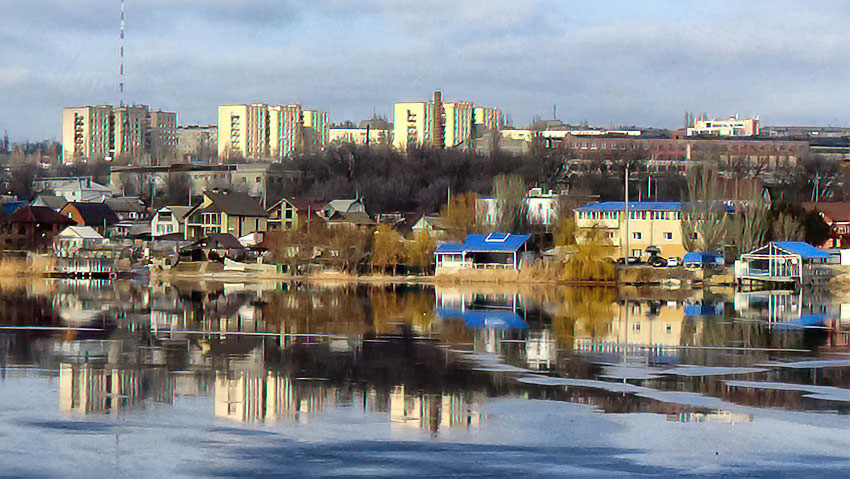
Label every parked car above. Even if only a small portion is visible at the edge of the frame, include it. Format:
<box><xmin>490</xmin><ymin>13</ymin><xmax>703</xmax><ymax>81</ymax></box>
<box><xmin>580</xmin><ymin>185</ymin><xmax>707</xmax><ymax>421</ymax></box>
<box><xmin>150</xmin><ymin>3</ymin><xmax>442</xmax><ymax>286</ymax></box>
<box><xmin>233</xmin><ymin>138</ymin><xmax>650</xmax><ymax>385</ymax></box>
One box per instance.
<box><xmin>649</xmin><ymin>256</ymin><xmax>668</xmax><ymax>267</ymax></box>
<box><xmin>682</xmin><ymin>251</ymin><xmax>724</xmax><ymax>269</ymax></box>
<box><xmin>644</xmin><ymin>246</ymin><xmax>667</xmax><ymax>267</ymax></box>
<box><xmin>666</xmin><ymin>256</ymin><xmax>682</xmax><ymax>267</ymax></box>
<box><xmin>616</xmin><ymin>256</ymin><xmax>642</xmax><ymax>265</ymax></box>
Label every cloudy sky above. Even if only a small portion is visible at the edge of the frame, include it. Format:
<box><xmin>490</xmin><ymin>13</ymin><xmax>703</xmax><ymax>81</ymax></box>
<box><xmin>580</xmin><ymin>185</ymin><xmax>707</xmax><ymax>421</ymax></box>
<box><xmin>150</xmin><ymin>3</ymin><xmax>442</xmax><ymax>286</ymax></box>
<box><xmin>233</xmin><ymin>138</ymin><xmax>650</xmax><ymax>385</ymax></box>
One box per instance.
<box><xmin>1</xmin><ymin>0</ymin><xmax>848</xmax><ymax>140</ymax></box>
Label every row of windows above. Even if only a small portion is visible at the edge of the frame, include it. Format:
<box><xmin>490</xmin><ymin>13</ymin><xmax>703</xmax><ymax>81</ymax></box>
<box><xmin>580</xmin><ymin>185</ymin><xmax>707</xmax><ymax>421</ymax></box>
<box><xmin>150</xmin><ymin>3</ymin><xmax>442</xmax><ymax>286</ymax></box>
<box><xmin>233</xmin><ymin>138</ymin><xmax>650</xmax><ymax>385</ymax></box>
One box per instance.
<box><xmin>578</xmin><ymin>210</ymin><xmax>681</xmax><ymax>220</ymax></box>
<box><xmin>631</xmin><ymin>232</ymin><xmax>674</xmax><ymax>240</ymax></box>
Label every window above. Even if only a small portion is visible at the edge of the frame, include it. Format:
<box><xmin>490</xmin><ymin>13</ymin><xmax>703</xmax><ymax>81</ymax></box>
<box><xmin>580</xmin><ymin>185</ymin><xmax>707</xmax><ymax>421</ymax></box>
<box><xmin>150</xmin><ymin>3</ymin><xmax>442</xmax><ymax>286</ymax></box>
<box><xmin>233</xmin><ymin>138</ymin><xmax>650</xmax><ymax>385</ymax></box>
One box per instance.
<box><xmin>633</xmin><ymin>232</ymin><xmax>642</xmax><ymax>240</ymax></box>
<box><xmin>631</xmin><ymin>249</ymin><xmax>641</xmax><ymax>257</ymax></box>
<box><xmin>663</xmin><ymin>232</ymin><xmax>673</xmax><ymax>240</ymax></box>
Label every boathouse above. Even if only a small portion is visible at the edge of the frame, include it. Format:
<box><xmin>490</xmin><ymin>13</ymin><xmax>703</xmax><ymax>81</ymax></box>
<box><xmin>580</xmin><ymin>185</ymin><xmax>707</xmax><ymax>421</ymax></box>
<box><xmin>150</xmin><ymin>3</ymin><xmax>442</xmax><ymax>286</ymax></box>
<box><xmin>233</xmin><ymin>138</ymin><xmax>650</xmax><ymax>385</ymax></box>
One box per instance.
<box><xmin>434</xmin><ymin>232</ymin><xmax>530</xmax><ymax>271</ymax></box>
<box><xmin>736</xmin><ymin>241</ymin><xmax>830</xmax><ymax>287</ymax></box>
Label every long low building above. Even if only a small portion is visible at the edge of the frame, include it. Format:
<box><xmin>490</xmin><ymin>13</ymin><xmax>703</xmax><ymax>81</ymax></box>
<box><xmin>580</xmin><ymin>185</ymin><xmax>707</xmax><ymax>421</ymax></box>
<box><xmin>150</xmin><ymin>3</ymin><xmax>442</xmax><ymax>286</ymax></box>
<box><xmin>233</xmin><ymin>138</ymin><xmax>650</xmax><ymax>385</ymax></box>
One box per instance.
<box><xmin>574</xmin><ymin>201</ymin><xmax>686</xmax><ymax>259</ymax></box>
<box><xmin>435</xmin><ymin>233</ymin><xmax>530</xmax><ymax>271</ymax></box>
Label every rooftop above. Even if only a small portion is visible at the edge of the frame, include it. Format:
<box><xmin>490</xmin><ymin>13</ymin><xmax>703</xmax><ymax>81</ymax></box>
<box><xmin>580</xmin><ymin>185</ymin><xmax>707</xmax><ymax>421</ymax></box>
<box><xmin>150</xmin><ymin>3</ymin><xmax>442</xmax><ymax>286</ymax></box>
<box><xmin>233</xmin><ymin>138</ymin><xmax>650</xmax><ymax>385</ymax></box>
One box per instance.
<box><xmin>204</xmin><ymin>191</ymin><xmax>268</xmax><ymax>217</ymax></box>
<box><xmin>576</xmin><ymin>201</ymin><xmax>682</xmax><ymax>212</ymax></box>
<box><xmin>435</xmin><ymin>232</ymin><xmax>530</xmax><ymax>254</ymax></box>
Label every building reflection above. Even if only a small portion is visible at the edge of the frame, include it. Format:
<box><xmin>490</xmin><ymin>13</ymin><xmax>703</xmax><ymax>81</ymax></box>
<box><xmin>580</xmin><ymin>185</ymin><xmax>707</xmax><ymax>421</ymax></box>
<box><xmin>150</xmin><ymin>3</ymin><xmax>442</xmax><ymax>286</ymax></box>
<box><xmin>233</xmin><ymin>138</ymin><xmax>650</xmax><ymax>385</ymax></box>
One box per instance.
<box><xmin>0</xmin><ymin>280</ymin><xmax>846</xmax><ymax>424</ymax></box>
<box><xmin>573</xmin><ymin>299</ymin><xmax>689</xmax><ymax>365</ymax></box>
<box><xmin>59</xmin><ymin>364</ymin><xmax>143</xmax><ymax>414</ymax></box>
<box><xmin>389</xmin><ymin>386</ymin><xmax>482</xmax><ymax>432</ymax></box>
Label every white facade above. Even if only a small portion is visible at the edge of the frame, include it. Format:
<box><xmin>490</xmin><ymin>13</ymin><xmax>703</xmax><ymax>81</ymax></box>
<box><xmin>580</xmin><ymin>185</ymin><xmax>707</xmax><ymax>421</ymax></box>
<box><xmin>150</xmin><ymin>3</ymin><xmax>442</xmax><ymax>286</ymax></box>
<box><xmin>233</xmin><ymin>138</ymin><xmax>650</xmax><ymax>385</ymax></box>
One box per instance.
<box><xmin>53</xmin><ymin>179</ymin><xmax>113</xmax><ymax>203</ymax></box>
<box><xmin>53</xmin><ymin>226</ymin><xmax>106</xmax><ymax>255</ymax></box>
<box><xmin>687</xmin><ymin>116</ymin><xmax>759</xmax><ymax>137</ymax></box>
<box><xmin>477</xmin><ymin>188</ymin><xmax>560</xmax><ymax>227</ymax></box>
<box><xmin>151</xmin><ymin>206</ymin><xmax>191</xmax><ymax>237</ymax></box>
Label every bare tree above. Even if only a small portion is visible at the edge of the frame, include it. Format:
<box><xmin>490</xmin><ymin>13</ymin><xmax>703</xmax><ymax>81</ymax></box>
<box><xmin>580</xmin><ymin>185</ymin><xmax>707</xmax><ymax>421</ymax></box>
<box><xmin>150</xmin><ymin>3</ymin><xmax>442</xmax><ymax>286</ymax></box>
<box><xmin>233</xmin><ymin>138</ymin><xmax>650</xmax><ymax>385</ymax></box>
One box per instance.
<box><xmin>681</xmin><ymin>164</ymin><xmax>727</xmax><ymax>252</ymax></box>
<box><xmin>493</xmin><ymin>174</ymin><xmax>528</xmax><ymax>232</ymax></box>
<box><xmin>726</xmin><ymin>185</ymin><xmax>770</xmax><ymax>258</ymax></box>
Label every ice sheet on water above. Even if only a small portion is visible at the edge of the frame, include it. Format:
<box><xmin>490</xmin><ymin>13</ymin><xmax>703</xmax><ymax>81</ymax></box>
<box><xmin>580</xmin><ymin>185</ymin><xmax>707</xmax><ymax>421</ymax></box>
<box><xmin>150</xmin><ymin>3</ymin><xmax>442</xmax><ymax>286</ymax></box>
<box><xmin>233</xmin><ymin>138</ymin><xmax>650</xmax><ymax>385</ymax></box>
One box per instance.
<box><xmin>661</xmin><ymin>365</ymin><xmax>767</xmax><ymax>377</ymax></box>
<box><xmin>599</xmin><ymin>365</ymin><xmax>664</xmax><ymax>380</ymax></box>
<box><xmin>725</xmin><ymin>380</ymin><xmax>850</xmax><ymax>402</ymax></box>
<box><xmin>755</xmin><ymin>359</ymin><xmax>850</xmax><ymax>369</ymax></box>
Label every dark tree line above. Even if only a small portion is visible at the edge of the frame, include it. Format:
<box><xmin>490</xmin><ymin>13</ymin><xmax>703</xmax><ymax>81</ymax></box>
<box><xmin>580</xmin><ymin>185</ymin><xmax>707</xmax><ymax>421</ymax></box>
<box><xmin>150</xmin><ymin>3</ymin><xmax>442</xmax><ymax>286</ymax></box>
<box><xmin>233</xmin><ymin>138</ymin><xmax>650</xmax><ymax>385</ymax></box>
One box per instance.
<box><xmin>290</xmin><ymin>144</ymin><xmax>564</xmax><ymax>213</ymax></box>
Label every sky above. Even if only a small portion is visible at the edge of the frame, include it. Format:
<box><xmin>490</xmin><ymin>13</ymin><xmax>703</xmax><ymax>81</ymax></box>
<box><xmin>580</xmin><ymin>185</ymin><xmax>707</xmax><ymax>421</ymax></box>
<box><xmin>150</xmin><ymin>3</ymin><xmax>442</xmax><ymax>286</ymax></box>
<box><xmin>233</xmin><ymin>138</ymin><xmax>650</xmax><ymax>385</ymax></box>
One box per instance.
<box><xmin>0</xmin><ymin>0</ymin><xmax>848</xmax><ymax>141</ymax></box>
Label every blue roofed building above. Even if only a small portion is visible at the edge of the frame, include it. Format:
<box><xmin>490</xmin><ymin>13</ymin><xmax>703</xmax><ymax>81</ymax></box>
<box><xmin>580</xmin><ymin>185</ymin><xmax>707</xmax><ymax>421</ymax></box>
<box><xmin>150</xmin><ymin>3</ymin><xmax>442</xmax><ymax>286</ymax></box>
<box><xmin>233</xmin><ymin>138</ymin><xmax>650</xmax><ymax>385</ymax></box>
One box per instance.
<box><xmin>434</xmin><ymin>232</ymin><xmax>530</xmax><ymax>271</ymax></box>
<box><xmin>574</xmin><ymin>201</ymin><xmax>687</xmax><ymax>259</ymax></box>
<box><xmin>737</xmin><ymin>241</ymin><xmax>831</xmax><ymax>287</ymax></box>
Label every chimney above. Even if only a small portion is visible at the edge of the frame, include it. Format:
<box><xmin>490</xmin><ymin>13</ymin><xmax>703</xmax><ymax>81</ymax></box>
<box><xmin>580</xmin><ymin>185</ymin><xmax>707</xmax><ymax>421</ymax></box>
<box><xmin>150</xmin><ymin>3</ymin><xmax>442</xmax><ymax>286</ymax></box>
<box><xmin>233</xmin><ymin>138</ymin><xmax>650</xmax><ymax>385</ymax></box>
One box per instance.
<box><xmin>431</xmin><ymin>90</ymin><xmax>444</xmax><ymax>149</ymax></box>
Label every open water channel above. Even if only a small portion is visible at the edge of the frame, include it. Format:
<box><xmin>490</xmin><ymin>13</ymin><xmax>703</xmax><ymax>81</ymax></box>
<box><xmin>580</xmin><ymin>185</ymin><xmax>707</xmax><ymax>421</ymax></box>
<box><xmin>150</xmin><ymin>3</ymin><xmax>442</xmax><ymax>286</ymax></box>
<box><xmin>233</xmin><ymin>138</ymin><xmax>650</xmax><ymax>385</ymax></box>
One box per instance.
<box><xmin>0</xmin><ymin>278</ymin><xmax>848</xmax><ymax>477</ymax></box>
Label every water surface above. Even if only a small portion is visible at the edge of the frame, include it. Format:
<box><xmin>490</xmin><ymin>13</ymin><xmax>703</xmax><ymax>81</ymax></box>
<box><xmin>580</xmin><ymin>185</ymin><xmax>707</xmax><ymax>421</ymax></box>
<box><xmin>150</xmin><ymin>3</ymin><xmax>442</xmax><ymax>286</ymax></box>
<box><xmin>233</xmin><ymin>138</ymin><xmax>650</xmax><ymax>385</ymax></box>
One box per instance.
<box><xmin>0</xmin><ymin>279</ymin><xmax>848</xmax><ymax>477</ymax></box>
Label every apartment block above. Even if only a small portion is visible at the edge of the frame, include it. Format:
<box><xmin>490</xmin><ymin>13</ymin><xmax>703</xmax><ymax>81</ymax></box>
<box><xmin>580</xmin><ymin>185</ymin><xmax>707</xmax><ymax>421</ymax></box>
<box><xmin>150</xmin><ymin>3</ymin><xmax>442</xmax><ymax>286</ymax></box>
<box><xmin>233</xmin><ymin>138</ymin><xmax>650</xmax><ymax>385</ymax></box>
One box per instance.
<box><xmin>687</xmin><ymin>116</ymin><xmax>759</xmax><ymax>137</ymax></box>
<box><xmin>393</xmin><ymin>101</ymin><xmax>433</xmax><ymax>149</ymax></box>
<box><xmin>574</xmin><ymin>201</ymin><xmax>687</xmax><ymax>259</ymax></box>
<box><xmin>443</xmin><ymin>101</ymin><xmax>474</xmax><ymax>148</ymax></box>
<box><xmin>61</xmin><ymin>104</ymin><xmax>178</xmax><ymax>164</ymax></box>
<box><xmin>148</xmin><ymin>110</ymin><xmax>178</xmax><ymax>163</ymax></box>
<box><xmin>392</xmin><ymin>91</ymin><xmax>500</xmax><ymax>150</ymax></box>
<box><xmin>218</xmin><ymin>103</ymin><xmax>329</xmax><ymax>161</ymax></box>
<box><xmin>329</xmin><ymin>119</ymin><xmax>393</xmax><ymax>146</ymax></box>
<box><xmin>268</xmin><ymin>104</ymin><xmax>301</xmax><ymax>158</ymax></box>
<box><xmin>473</xmin><ymin>106</ymin><xmax>503</xmax><ymax>132</ymax></box>
<box><xmin>61</xmin><ymin>105</ymin><xmax>113</xmax><ymax>161</ymax></box>
<box><xmin>302</xmin><ymin>109</ymin><xmax>330</xmax><ymax>148</ymax></box>
<box><xmin>177</xmin><ymin>125</ymin><xmax>217</xmax><ymax>162</ymax></box>
<box><xmin>218</xmin><ymin>104</ymin><xmax>269</xmax><ymax>160</ymax></box>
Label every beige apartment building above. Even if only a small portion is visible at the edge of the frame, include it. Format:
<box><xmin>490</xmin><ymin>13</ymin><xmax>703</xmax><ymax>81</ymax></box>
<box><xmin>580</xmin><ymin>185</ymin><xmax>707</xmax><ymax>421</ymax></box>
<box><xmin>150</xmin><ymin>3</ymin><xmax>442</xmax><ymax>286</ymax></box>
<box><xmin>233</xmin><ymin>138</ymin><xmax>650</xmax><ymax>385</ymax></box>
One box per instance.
<box><xmin>474</xmin><ymin>106</ymin><xmax>503</xmax><ymax>131</ymax></box>
<box><xmin>268</xmin><ymin>104</ymin><xmax>301</xmax><ymax>158</ymax></box>
<box><xmin>302</xmin><ymin>109</ymin><xmax>330</xmax><ymax>147</ymax></box>
<box><xmin>393</xmin><ymin>101</ymin><xmax>433</xmax><ymax>149</ymax></box>
<box><xmin>61</xmin><ymin>104</ymin><xmax>177</xmax><ymax>164</ymax></box>
<box><xmin>217</xmin><ymin>104</ymin><xmax>269</xmax><ymax>160</ymax></box>
<box><xmin>62</xmin><ymin>105</ymin><xmax>113</xmax><ymax>161</ymax></box>
<box><xmin>392</xmin><ymin>92</ymin><xmax>501</xmax><ymax>150</ymax></box>
<box><xmin>574</xmin><ymin>201</ymin><xmax>687</xmax><ymax>259</ymax></box>
<box><xmin>218</xmin><ymin>103</ymin><xmax>329</xmax><ymax>160</ymax></box>
<box><xmin>329</xmin><ymin>118</ymin><xmax>394</xmax><ymax>146</ymax></box>
<box><xmin>443</xmin><ymin>101</ymin><xmax>474</xmax><ymax>148</ymax></box>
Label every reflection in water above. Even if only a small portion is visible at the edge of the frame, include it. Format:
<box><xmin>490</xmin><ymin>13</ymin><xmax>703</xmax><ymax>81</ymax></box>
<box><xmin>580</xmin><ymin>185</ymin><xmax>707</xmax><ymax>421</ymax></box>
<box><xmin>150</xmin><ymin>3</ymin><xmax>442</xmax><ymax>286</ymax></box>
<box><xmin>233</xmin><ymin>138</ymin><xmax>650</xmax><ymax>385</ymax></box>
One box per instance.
<box><xmin>1</xmin><ymin>279</ymin><xmax>848</xmax><ymax>435</ymax></box>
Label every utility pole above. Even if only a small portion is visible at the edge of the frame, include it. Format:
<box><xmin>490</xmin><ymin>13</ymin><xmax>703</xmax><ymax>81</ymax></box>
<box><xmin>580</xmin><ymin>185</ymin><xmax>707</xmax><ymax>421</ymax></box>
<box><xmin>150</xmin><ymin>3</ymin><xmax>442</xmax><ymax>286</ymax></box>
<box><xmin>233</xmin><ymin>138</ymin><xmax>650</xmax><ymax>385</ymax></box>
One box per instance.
<box><xmin>624</xmin><ymin>165</ymin><xmax>630</xmax><ymax>263</ymax></box>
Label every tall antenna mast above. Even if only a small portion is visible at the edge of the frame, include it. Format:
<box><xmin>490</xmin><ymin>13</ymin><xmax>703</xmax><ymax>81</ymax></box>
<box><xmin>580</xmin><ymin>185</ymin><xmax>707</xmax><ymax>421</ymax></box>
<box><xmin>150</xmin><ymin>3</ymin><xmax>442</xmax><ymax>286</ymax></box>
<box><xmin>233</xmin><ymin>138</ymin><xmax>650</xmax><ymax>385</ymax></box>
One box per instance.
<box><xmin>119</xmin><ymin>0</ymin><xmax>126</xmax><ymax>105</ymax></box>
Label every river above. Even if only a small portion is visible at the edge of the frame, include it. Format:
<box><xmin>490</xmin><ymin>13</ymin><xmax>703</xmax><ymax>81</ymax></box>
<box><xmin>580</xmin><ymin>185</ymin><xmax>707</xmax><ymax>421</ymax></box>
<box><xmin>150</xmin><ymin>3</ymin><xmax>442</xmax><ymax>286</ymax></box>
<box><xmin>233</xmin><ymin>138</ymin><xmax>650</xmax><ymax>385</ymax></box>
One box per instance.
<box><xmin>0</xmin><ymin>278</ymin><xmax>847</xmax><ymax>477</ymax></box>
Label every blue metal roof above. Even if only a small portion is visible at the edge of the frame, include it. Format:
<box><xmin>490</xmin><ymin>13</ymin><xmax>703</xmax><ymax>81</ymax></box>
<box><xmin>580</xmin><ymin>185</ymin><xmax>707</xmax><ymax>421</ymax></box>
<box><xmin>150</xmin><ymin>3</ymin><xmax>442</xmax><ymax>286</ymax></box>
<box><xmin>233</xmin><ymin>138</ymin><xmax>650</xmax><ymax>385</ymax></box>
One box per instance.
<box><xmin>435</xmin><ymin>233</ymin><xmax>530</xmax><ymax>255</ymax></box>
<box><xmin>436</xmin><ymin>308</ymin><xmax>528</xmax><ymax>330</ymax></box>
<box><xmin>575</xmin><ymin>201</ymin><xmax>682</xmax><ymax>212</ymax></box>
<box><xmin>463</xmin><ymin>233</ymin><xmax>530</xmax><ymax>252</ymax></box>
<box><xmin>771</xmin><ymin>241</ymin><xmax>830</xmax><ymax>259</ymax></box>
<box><xmin>434</xmin><ymin>243</ymin><xmax>465</xmax><ymax>254</ymax></box>
<box><xmin>683</xmin><ymin>251</ymin><xmax>724</xmax><ymax>266</ymax></box>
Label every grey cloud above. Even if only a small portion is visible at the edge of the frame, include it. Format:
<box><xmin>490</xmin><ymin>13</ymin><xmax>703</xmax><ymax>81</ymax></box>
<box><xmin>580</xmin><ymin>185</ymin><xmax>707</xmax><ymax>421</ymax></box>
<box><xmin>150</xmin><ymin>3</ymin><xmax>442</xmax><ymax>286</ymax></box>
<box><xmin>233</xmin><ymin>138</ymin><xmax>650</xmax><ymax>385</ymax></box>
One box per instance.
<box><xmin>0</xmin><ymin>0</ymin><xmax>847</xmax><ymax>140</ymax></box>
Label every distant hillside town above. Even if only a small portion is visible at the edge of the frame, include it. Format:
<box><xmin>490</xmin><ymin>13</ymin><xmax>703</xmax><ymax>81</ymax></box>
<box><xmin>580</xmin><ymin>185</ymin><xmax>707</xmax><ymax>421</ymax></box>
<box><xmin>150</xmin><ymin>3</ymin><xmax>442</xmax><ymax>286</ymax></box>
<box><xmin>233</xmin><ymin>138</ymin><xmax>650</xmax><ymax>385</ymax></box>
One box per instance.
<box><xmin>0</xmin><ymin>90</ymin><xmax>847</xmax><ymax>282</ymax></box>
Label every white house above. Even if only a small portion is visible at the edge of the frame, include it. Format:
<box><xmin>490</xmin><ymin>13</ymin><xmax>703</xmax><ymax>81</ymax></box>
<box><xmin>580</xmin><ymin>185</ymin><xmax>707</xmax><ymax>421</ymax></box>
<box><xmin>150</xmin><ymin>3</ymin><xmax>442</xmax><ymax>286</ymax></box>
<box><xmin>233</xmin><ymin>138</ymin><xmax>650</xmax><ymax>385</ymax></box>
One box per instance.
<box><xmin>411</xmin><ymin>215</ymin><xmax>449</xmax><ymax>239</ymax></box>
<box><xmin>476</xmin><ymin>188</ymin><xmax>560</xmax><ymax>227</ymax></box>
<box><xmin>151</xmin><ymin>205</ymin><xmax>192</xmax><ymax>238</ymax></box>
<box><xmin>53</xmin><ymin>226</ymin><xmax>106</xmax><ymax>256</ymax></box>
<box><xmin>53</xmin><ymin>226</ymin><xmax>116</xmax><ymax>277</ymax></box>
<box><xmin>53</xmin><ymin>178</ymin><xmax>113</xmax><ymax>203</ymax></box>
